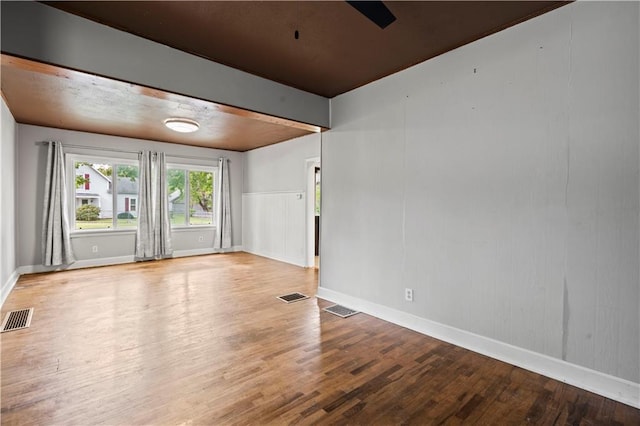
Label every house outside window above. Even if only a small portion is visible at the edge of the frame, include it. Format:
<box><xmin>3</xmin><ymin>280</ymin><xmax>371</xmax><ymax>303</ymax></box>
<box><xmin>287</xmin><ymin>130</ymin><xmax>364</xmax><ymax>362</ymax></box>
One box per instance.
<box><xmin>69</xmin><ymin>156</ymin><xmax>139</xmax><ymax>231</ymax></box>
<box><xmin>114</xmin><ymin>165</ymin><xmax>139</xmax><ymax>228</ymax></box>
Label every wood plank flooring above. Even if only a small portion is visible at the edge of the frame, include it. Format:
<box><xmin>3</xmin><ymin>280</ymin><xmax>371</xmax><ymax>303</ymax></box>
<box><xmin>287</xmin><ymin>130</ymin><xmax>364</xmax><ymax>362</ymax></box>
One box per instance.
<box><xmin>1</xmin><ymin>252</ymin><xmax>638</xmax><ymax>425</ymax></box>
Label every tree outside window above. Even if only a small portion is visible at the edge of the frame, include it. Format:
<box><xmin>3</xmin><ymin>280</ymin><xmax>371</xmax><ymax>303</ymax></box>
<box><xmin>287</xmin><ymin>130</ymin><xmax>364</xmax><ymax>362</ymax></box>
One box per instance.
<box><xmin>167</xmin><ymin>167</ymin><xmax>215</xmax><ymax>226</ymax></box>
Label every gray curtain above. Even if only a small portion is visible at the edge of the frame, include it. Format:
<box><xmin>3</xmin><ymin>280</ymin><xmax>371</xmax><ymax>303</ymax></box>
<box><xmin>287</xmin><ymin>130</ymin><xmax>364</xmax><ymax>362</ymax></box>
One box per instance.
<box><xmin>135</xmin><ymin>151</ymin><xmax>173</xmax><ymax>260</ymax></box>
<box><xmin>42</xmin><ymin>141</ymin><xmax>75</xmax><ymax>266</ymax></box>
<box><xmin>214</xmin><ymin>157</ymin><xmax>232</xmax><ymax>250</ymax></box>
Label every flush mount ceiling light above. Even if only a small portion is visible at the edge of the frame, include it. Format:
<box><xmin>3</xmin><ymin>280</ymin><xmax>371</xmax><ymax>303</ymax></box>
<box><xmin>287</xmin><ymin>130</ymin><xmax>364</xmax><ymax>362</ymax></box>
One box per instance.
<box><xmin>163</xmin><ymin>118</ymin><xmax>200</xmax><ymax>133</ymax></box>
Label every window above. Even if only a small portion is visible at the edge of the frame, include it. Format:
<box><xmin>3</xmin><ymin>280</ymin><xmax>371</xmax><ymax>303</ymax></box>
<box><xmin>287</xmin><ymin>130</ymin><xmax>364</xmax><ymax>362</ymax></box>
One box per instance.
<box><xmin>71</xmin><ymin>157</ymin><xmax>139</xmax><ymax>231</ymax></box>
<box><xmin>167</xmin><ymin>165</ymin><xmax>215</xmax><ymax>227</ymax></box>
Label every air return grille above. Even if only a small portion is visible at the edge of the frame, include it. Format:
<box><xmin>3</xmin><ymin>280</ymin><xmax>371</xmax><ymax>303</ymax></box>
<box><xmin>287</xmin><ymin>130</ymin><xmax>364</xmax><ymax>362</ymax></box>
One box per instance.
<box><xmin>323</xmin><ymin>305</ymin><xmax>359</xmax><ymax>318</ymax></box>
<box><xmin>277</xmin><ymin>292</ymin><xmax>309</xmax><ymax>303</ymax></box>
<box><xmin>1</xmin><ymin>308</ymin><xmax>34</xmax><ymax>332</ymax></box>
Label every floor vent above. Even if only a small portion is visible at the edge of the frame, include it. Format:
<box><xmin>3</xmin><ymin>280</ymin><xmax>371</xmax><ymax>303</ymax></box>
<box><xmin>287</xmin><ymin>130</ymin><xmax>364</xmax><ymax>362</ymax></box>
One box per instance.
<box><xmin>324</xmin><ymin>304</ymin><xmax>359</xmax><ymax>318</ymax></box>
<box><xmin>277</xmin><ymin>292</ymin><xmax>310</xmax><ymax>303</ymax></box>
<box><xmin>1</xmin><ymin>308</ymin><xmax>34</xmax><ymax>333</ymax></box>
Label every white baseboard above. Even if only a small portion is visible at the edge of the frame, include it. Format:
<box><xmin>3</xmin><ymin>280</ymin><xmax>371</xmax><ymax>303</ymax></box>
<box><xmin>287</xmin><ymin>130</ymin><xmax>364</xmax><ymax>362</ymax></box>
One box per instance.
<box><xmin>316</xmin><ymin>286</ymin><xmax>640</xmax><ymax>409</ymax></box>
<box><xmin>1</xmin><ymin>269</ymin><xmax>20</xmax><ymax>307</ymax></box>
<box><xmin>242</xmin><ymin>249</ymin><xmax>306</xmax><ymax>267</ymax></box>
<box><xmin>18</xmin><ymin>246</ymin><xmax>244</xmax><ymax>275</ymax></box>
<box><xmin>19</xmin><ymin>255</ymin><xmax>136</xmax><ymax>275</ymax></box>
<box><xmin>172</xmin><ymin>245</ymin><xmax>243</xmax><ymax>258</ymax></box>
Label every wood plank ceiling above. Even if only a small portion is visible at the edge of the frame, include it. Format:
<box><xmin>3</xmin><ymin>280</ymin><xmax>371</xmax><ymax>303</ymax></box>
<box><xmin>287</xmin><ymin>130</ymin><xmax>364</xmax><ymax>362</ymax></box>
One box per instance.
<box><xmin>1</xmin><ymin>55</ymin><xmax>317</xmax><ymax>152</ymax></box>
<box><xmin>1</xmin><ymin>1</ymin><xmax>569</xmax><ymax>151</ymax></box>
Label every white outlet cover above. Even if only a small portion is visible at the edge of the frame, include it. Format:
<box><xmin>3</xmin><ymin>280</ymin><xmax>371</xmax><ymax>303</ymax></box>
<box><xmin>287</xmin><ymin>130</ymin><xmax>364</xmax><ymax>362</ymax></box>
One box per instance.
<box><xmin>405</xmin><ymin>288</ymin><xmax>413</xmax><ymax>301</ymax></box>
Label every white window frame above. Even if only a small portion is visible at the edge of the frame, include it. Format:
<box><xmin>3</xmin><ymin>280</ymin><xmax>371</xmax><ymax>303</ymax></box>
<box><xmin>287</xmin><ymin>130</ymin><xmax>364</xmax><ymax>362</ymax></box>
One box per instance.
<box><xmin>67</xmin><ymin>154</ymin><xmax>139</xmax><ymax>233</ymax></box>
<box><xmin>166</xmin><ymin>163</ymin><xmax>217</xmax><ymax>229</ymax></box>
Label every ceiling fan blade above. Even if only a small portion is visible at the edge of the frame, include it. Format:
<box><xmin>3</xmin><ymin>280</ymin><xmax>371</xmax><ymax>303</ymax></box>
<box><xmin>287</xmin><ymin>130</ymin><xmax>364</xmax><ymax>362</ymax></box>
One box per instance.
<box><xmin>347</xmin><ymin>1</ymin><xmax>396</xmax><ymax>29</ymax></box>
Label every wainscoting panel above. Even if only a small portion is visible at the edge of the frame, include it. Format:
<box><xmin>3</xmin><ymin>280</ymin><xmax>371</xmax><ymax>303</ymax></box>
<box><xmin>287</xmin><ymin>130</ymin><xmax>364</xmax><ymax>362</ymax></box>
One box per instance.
<box><xmin>242</xmin><ymin>192</ymin><xmax>306</xmax><ymax>267</ymax></box>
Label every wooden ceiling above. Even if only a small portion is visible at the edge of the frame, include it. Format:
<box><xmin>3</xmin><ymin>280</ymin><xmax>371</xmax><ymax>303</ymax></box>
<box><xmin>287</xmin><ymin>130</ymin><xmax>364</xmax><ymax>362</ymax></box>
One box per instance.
<box><xmin>1</xmin><ymin>1</ymin><xmax>569</xmax><ymax>151</ymax></box>
<box><xmin>1</xmin><ymin>55</ymin><xmax>317</xmax><ymax>152</ymax></box>
<box><xmin>46</xmin><ymin>1</ymin><xmax>568</xmax><ymax>98</ymax></box>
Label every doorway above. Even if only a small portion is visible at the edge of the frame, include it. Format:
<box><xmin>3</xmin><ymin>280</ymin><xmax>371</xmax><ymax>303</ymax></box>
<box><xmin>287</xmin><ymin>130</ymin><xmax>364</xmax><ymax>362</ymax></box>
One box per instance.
<box><xmin>314</xmin><ymin>167</ymin><xmax>320</xmax><ymax>269</ymax></box>
<box><xmin>306</xmin><ymin>157</ymin><xmax>320</xmax><ymax>269</ymax></box>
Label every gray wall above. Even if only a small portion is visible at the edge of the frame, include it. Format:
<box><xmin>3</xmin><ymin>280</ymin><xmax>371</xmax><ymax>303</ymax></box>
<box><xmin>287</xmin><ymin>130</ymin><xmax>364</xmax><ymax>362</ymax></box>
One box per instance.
<box><xmin>321</xmin><ymin>1</ymin><xmax>639</xmax><ymax>383</ymax></box>
<box><xmin>1</xmin><ymin>98</ymin><xmax>18</xmax><ymax>303</ymax></box>
<box><xmin>244</xmin><ymin>133</ymin><xmax>320</xmax><ymax>193</ymax></box>
<box><xmin>17</xmin><ymin>124</ymin><xmax>244</xmax><ymax>269</ymax></box>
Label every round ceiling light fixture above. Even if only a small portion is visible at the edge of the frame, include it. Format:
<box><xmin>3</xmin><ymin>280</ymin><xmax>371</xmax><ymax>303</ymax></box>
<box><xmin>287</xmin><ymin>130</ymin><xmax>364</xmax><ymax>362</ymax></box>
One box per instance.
<box><xmin>163</xmin><ymin>118</ymin><xmax>200</xmax><ymax>133</ymax></box>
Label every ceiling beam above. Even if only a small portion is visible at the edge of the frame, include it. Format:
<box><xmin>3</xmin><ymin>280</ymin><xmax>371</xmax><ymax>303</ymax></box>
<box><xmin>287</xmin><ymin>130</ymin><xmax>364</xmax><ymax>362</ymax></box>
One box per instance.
<box><xmin>0</xmin><ymin>1</ymin><xmax>330</xmax><ymax>129</ymax></box>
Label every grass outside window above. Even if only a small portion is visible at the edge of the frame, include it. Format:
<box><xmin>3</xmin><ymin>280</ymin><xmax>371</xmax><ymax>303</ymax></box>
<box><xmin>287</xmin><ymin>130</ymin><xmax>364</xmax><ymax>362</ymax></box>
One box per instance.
<box><xmin>76</xmin><ymin>214</ymin><xmax>213</xmax><ymax>230</ymax></box>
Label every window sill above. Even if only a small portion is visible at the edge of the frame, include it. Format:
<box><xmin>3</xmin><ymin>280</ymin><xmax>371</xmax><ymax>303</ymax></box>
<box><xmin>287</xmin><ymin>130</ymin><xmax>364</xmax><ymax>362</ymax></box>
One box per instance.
<box><xmin>171</xmin><ymin>225</ymin><xmax>216</xmax><ymax>231</ymax></box>
<box><xmin>71</xmin><ymin>228</ymin><xmax>137</xmax><ymax>237</ymax></box>
<box><xmin>70</xmin><ymin>226</ymin><xmax>216</xmax><ymax>237</ymax></box>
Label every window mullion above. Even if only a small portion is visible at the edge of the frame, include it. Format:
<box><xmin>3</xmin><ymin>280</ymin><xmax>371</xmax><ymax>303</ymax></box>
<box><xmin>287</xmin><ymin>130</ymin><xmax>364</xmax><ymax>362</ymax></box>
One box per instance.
<box><xmin>184</xmin><ymin>170</ymin><xmax>190</xmax><ymax>226</ymax></box>
<box><xmin>112</xmin><ymin>163</ymin><xmax>117</xmax><ymax>229</ymax></box>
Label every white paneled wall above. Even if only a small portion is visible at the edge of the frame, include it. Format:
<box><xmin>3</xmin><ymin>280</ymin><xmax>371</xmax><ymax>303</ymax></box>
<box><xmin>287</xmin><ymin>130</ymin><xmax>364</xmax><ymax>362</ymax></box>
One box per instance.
<box><xmin>242</xmin><ymin>192</ymin><xmax>306</xmax><ymax>266</ymax></box>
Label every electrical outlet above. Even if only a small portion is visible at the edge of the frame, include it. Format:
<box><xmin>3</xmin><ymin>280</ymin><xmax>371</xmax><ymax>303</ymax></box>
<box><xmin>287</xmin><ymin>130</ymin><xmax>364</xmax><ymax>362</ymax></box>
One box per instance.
<box><xmin>405</xmin><ymin>288</ymin><xmax>413</xmax><ymax>302</ymax></box>
<box><xmin>92</xmin><ymin>245</ymin><xmax>98</xmax><ymax>253</ymax></box>
<box><xmin>198</xmin><ymin>235</ymin><xmax>204</xmax><ymax>242</ymax></box>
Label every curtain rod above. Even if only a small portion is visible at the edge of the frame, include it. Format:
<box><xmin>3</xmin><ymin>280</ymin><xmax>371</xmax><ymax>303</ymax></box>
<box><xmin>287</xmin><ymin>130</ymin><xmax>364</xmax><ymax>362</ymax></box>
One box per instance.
<box><xmin>37</xmin><ymin>141</ymin><xmax>224</xmax><ymax>162</ymax></box>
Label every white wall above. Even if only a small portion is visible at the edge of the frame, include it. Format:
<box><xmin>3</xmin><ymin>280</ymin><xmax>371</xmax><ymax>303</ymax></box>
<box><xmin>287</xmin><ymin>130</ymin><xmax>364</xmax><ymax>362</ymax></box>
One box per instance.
<box><xmin>1</xmin><ymin>98</ymin><xmax>18</xmax><ymax>305</ymax></box>
<box><xmin>321</xmin><ymin>0</ymin><xmax>639</xmax><ymax>400</ymax></box>
<box><xmin>242</xmin><ymin>134</ymin><xmax>320</xmax><ymax>265</ymax></box>
<box><xmin>243</xmin><ymin>133</ymin><xmax>321</xmax><ymax>193</ymax></box>
<box><xmin>17</xmin><ymin>124</ymin><xmax>244</xmax><ymax>271</ymax></box>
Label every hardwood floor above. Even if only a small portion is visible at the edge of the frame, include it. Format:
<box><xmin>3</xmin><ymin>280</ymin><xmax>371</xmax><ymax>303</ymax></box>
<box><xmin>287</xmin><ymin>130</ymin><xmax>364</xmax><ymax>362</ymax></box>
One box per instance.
<box><xmin>1</xmin><ymin>252</ymin><xmax>638</xmax><ymax>425</ymax></box>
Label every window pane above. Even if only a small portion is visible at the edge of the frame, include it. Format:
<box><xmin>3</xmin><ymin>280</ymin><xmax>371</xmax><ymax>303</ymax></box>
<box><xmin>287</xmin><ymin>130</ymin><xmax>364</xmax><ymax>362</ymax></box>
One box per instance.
<box><xmin>189</xmin><ymin>170</ymin><xmax>213</xmax><ymax>225</ymax></box>
<box><xmin>74</xmin><ymin>162</ymin><xmax>112</xmax><ymax>230</ymax></box>
<box><xmin>168</xmin><ymin>169</ymin><xmax>186</xmax><ymax>226</ymax></box>
<box><xmin>115</xmin><ymin>164</ymin><xmax>139</xmax><ymax>228</ymax></box>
